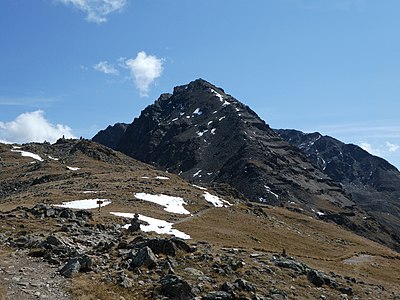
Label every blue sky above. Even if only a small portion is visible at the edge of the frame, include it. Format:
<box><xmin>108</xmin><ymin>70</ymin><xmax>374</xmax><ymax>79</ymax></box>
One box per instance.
<box><xmin>0</xmin><ymin>0</ymin><xmax>399</xmax><ymax>168</ymax></box>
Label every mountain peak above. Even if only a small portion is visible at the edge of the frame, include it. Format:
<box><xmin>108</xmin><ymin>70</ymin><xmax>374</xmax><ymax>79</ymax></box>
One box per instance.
<box><xmin>172</xmin><ymin>78</ymin><xmax>226</xmax><ymax>96</ymax></box>
<box><xmin>93</xmin><ymin>80</ymin><xmax>400</xmax><ymax>251</ymax></box>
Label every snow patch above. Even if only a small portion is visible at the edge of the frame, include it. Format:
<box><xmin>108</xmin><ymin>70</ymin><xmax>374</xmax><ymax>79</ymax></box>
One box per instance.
<box><xmin>155</xmin><ymin>176</ymin><xmax>170</xmax><ymax>180</ymax></box>
<box><xmin>211</xmin><ymin>88</ymin><xmax>229</xmax><ymax>106</ymax></box>
<box><xmin>81</xmin><ymin>191</ymin><xmax>105</xmax><ymax>194</ymax></box>
<box><xmin>110</xmin><ymin>212</ymin><xmax>190</xmax><ymax>240</ymax></box>
<box><xmin>47</xmin><ymin>155</ymin><xmax>59</xmax><ymax>161</ymax></box>
<box><xmin>134</xmin><ymin>193</ymin><xmax>190</xmax><ymax>215</ymax></box>
<box><xmin>192</xmin><ymin>184</ymin><xmax>207</xmax><ymax>190</ymax></box>
<box><xmin>54</xmin><ymin>199</ymin><xmax>111</xmax><ymax>209</ymax></box>
<box><xmin>11</xmin><ymin>148</ymin><xmax>43</xmax><ymax>162</ymax></box>
<box><xmin>171</xmin><ymin>118</ymin><xmax>179</xmax><ymax>122</ymax></box>
<box><xmin>203</xmin><ymin>192</ymin><xmax>232</xmax><ymax>207</ymax></box>
<box><xmin>192</xmin><ymin>108</ymin><xmax>203</xmax><ymax>116</ymax></box>
<box><xmin>67</xmin><ymin>166</ymin><xmax>80</xmax><ymax>171</ymax></box>
<box><xmin>218</xmin><ymin>116</ymin><xmax>226</xmax><ymax>121</ymax></box>
<box><xmin>264</xmin><ymin>185</ymin><xmax>279</xmax><ymax>199</ymax></box>
<box><xmin>193</xmin><ymin>170</ymin><xmax>202</xmax><ymax>177</ymax></box>
<box><xmin>211</xmin><ymin>128</ymin><xmax>216</xmax><ymax>135</ymax></box>
<box><xmin>196</xmin><ymin>130</ymin><xmax>208</xmax><ymax>137</ymax></box>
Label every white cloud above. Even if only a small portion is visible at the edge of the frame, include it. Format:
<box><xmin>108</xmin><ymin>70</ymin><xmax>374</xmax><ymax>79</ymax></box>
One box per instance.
<box><xmin>386</xmin><ymin>142</ymin><xmax>399</xmax><ymax>153</ymax></box>
<box><xmin>0</xmin><ymin>110</ymin><xmax>75</xmax><ymax>144</ymax></box>
<box><xmin>94</xmin><ymin>61</ymin><xmax>119</xmax><ymax>75</ymax></box>
<box><xmin>58</xmin><ymin>0</ymin><xmax>127</xmax><ymax>24</ymax></box>
<box><xmin>360</xmin><ymin>141</ymin><xmax>400</xmax><ymax>157</ymax></box>
<box><xmin>125</xmin><ymin>51</ymin><xmax>164</xmax><ymax>97</ymax></box>
<box><xmin>360</xmin><ymin>142</ymin><xmax>381</xmax><ymax>156</ymax></box>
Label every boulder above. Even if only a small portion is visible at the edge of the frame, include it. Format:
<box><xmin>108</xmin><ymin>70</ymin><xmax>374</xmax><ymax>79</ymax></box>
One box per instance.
<box><xmin>130</xmin><ymin>246</ymin><xmax>158</xmax><ymax>269</ymax></box>
<box><xmin>59</xmin><ymin>258</ymin><xmax>81</xmax><ymax>278</ymax></box>
<box><xmin>159</xmin><ymin>275</ymin><xmax>194</xmax><ymax>300</ymax></box>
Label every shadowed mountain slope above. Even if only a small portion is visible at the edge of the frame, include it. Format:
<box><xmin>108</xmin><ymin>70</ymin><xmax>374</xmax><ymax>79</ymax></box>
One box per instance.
<box><xmin>276</xmin><ymin>129</ymin><xmax>400</xmax><ymax>249</ymax></box>
<box><xmin>93</xmin><ymin>123</ymin><xmax>129</xmax><ymax>150</ymax></box>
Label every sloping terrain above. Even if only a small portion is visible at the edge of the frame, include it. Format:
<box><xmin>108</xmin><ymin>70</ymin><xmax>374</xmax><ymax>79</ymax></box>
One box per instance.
<box><xmin>0</xmin><ymin>139</ymin><xmax>399</xmax><ymax>299</ymax></box>
<box><xmin>276</xmin><ymin>129</ymin><xmax>400</xmax><ymax>251</ymax></box>
<box><xmin>94</xmin><ymin>79</ymin><xmax>399</xmax><ymax>251</ymax></box>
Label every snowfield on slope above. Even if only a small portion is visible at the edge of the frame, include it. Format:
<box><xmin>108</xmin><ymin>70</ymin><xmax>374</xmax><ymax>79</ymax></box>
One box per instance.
<box><xmin>110</xmin><ymin>212</ymin><xmax>190</xmax><ymax>239</ymax></box>
<box><xmin>11</xmin><ymin>146</ymin><xmax>43</xmax><ymax>162</ymax></box>
<box><xmin>54</xmin><ymin>199</ymin><xmax>111</xmax><ymax>209</ymax></box>
<box><xmin>203</xmin><ymin>192</ymin><xmax>232</xmax><ymax>207</ymax></box>
<box><xmin>134</xmin><ymin>193</ymin><xmax>190</xmax><ymax>215</ymax></box>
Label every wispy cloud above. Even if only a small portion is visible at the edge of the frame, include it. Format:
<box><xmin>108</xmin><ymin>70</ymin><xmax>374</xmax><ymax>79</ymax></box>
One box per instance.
<box><xmin>359</xmin><ymin>141</ymin><xmax>399</xmax><ymax>157</ymax></box>
<box><xmin>94</xmin><ymin>61</ymin><xmax>119</xmax><ymax>75</ymax></box>
<box><xmin>58</xmin><ymin>0</ymin><xmax>127</xmax><ymax>24</ymax></box>
<box><xmin>0</xmin><ymin>96</ymin><xmax>56</xmax><ymax>108</ymax></box>
<box><xmin>359</xmin><ymin>142</ymin><xmax>382</xmax><ymax>156</ymax></box>
<box><xmin>319</xmin><ymin>122</ymin><xmax>400</xmax><ymax>139</ymax></box>
<box><xmin>0</xmin><ymin>110</ymin><xmax>75</xmax><ymax>144</ymax></box>
<box><xmin>387</xmin><ymin>142</ymin><xmax>399</xmax><ymax>153</ymax></box>
<box><xmin>125</xmin><ymin>51</ymin><xmax>164</xmax><ymax>97</ymax></box>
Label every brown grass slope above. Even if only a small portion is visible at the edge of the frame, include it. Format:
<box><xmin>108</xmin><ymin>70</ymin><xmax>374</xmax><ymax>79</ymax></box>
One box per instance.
<box><xmin>0</xmin><ymin>139</ymin><xmax>399</xmax><ymax>299</ymax></box>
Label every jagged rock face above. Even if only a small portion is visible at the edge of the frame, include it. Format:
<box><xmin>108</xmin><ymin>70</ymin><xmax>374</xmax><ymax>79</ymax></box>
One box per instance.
<box><xmin>116</xmin><ymin>79</ymin><xmax>351</xmax><ymax>208</ymax></box>
<box><xmin>92</xmin><ymin>123</ymin><xmax>128</xmax><ymax>150</ymax></box>
<box><xmin>276</xmin><ymin>129</ymin><xmax>400</xmax><ymax>247</ymax></box>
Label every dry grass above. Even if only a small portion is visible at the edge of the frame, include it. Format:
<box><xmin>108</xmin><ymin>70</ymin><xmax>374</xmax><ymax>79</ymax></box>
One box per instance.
<box><xmin>177</xmin><ymin>204</ymin><xmax>400</xmax><ymax>289</ymax></box>
<box><xmin>70</xmin><ymin>275</ymin><xmax>148</xmax><ymax>300</ymax></box>
<box><xmin>2</xmin><ymin>141</ymin><xmax>400</xmax><ymax>299</ymax></box>
<box><xmin>0</xmin><ymin>287</ymin><xmax>5</xmax><ymax>300</ymax></box>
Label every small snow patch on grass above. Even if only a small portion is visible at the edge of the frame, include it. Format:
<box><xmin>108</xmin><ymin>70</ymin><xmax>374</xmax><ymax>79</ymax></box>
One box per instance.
<box><xmin>192</xmin><ymin>184</ymin><xmax>207</xmax><ymax>190</ymax></box>
<box><xmin>110</xmin><ymin>212</ymin><xmax>191</xmax><ymax>239</ymax></box>
<box><xmin>67</xmin><ymin>166</ymin><xmax>80</xmax><ymax>171</ymax></box>
<box><xmin>54</xmin><ymin>199</ymin><xmax>111</xmax><ymax>209</ymax></box>
<box><xmin>134</xmin><ymin>193</ymin><xmax>190</xmax><ymax>215</ymax></box>
<box><xmin>11</xmin><ymin>148</ymin><xmax>43</xmax><ymax>162</ymax></box>
<box><xmin>203</xmin><ymin>192</ymin><xmax>231</xmax><ymax>207</ymax></box>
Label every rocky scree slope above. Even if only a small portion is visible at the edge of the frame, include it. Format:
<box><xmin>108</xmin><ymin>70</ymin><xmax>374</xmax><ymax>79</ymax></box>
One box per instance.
<box><xmin>94</xmin><ymin>79</ymin><xmax>399</xmax><ymax>251</ymax></box>
<box><xmin>276</xmin><ymin>129</ymin><xmax>400</xmax><ymax>251</ymax></box>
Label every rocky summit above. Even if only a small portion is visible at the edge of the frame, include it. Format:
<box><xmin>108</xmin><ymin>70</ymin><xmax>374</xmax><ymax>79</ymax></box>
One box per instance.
<box><xmin>276</xmin><ymin>129</ymin><xmax>400</xmax><ymax>251</ymax></box>
<box><xmin>95</xmin><ymin>79</ymin><xmax>399</xmax><ymax>251</ymax></box>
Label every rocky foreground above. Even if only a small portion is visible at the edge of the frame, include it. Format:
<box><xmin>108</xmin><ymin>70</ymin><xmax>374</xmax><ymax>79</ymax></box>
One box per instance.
<box><xmin>1</xmin><ymin>204</ymin><xmax>399</xmax><ymax>300</ymax></box>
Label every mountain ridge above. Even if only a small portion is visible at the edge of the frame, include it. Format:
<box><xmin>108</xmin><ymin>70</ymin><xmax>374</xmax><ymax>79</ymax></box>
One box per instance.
<box><xmin>276</xmin><ymin>128</ymin><xmax>400</xmax><ymax>250</ymax></box>
<box><xmin>93</xmin><ymin>78</ymin><xmax>400</xmax><ymax>251</ymax></box>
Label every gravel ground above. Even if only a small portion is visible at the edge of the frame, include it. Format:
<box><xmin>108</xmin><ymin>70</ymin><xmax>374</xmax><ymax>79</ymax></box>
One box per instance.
<box><xmin>0</xmin><ymin>249</ymin><xmax>73</xmax><ymax>300</ymax></box>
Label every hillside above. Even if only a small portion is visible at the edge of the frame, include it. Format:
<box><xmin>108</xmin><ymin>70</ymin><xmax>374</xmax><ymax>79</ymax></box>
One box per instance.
<box><xmin>94</xmin><ymin>79</ymin><xmax>400</xmax><ymax>251</ymax></box>
<box><xmin>0</xmin><ymin>139</ymin><xmax>399</xmax><ymax>299</ymax></box>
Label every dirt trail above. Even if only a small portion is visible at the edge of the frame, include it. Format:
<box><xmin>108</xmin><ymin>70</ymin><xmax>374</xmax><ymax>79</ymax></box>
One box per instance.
<box><xmin>0</xmin><ymin>248</ymin><xmax>73</xmax><ymax>300</ymax></box>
